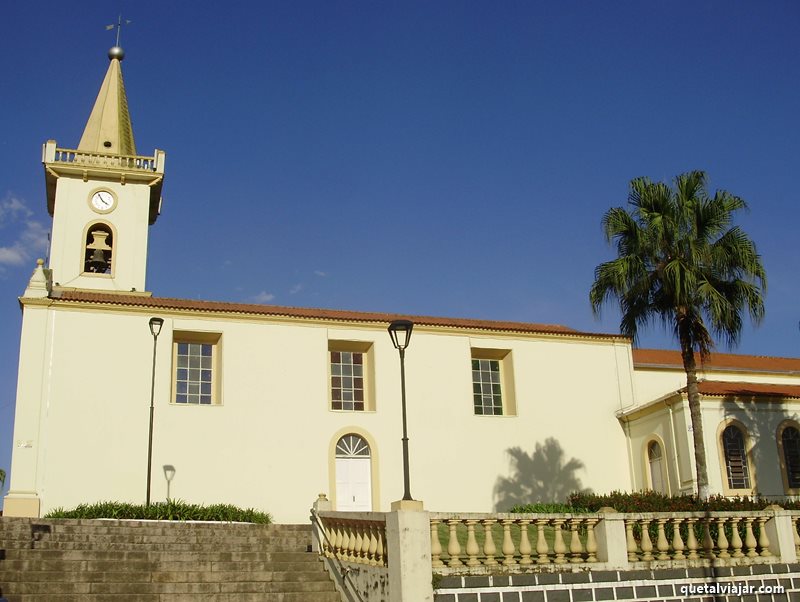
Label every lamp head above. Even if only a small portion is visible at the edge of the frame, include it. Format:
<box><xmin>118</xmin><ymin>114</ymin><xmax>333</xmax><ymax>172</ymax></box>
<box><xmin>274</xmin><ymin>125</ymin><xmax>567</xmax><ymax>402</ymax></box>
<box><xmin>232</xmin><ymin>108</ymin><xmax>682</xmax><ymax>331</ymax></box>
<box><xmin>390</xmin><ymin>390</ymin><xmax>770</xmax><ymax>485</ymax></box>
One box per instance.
<box><xmin>388</xmin><ymin>319</ymin><xmax>414</xmax><ymax>350</ymax></box>
<box><xmin>149</xmin><ymin>317</ymin><xmax>164</xmax><ymax>338</ymax></box>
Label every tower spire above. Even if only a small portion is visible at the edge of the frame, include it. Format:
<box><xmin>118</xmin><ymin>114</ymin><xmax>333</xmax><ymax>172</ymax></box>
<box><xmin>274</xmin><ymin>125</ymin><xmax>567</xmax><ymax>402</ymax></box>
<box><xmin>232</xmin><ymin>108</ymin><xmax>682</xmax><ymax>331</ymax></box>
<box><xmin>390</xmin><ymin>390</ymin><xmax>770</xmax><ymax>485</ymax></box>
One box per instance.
<box><xmin>76</xmin><ymin>46</ymin><xmax>137</xmax><ymax>156</ymax></box>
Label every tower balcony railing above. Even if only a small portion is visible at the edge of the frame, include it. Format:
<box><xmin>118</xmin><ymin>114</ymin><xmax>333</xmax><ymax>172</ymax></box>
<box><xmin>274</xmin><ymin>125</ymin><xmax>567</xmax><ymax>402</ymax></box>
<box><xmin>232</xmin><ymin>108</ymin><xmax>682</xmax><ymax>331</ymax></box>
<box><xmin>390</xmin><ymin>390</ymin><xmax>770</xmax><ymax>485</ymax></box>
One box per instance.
<box><xmin>42</xmin><ymin>140</ymin><xmax>164</xmax><ymax>174</ymax></box>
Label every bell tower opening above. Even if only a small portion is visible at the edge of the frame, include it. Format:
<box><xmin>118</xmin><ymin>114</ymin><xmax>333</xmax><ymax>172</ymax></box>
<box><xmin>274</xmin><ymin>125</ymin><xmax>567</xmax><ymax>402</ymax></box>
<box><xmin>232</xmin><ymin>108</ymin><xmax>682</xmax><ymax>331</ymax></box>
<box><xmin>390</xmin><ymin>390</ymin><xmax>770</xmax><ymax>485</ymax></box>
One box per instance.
<box><xmin>83</xmin><ymin>223</ymin><xmax>114</xmax><ymax>275</ymax></box>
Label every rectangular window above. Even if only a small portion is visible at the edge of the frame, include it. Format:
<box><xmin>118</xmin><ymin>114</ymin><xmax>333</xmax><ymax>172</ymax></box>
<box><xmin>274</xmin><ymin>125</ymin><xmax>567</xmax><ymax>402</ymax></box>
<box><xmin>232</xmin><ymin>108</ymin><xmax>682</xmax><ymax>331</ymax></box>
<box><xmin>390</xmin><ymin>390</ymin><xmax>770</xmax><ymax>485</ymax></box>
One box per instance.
<box><xmin>472</xmin><ymin>358</ymin><xmax>503</xmax><ymax>415</ymax></box>
<box><xmin>470</xmin><ymin>348</ymin><xmax>516</xmax><ymax>416</ymax></box>
<box><xmin>329</xmin><ymin>340</ymin><xmax>374</xmax><ymax>411</ymax></box>
<box><xmin>173</xmin><ymin>332</ymin><xmax>221</xmax><ymax>405</ymax></box>
<box><xmin>331</xmin><ymin>351</ymin><xmax>365</xmax><ymax>411</ymax></box>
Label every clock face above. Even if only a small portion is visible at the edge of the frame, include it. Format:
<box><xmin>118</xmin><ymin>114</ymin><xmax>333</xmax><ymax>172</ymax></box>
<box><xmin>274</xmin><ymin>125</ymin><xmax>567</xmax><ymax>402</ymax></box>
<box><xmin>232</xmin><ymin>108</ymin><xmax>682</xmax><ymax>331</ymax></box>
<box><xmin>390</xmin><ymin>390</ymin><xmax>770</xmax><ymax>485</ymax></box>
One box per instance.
<box><xmin>90</xmin><ymin>191</ymin><xmax>116</xmax><ymax>213</ymax></box>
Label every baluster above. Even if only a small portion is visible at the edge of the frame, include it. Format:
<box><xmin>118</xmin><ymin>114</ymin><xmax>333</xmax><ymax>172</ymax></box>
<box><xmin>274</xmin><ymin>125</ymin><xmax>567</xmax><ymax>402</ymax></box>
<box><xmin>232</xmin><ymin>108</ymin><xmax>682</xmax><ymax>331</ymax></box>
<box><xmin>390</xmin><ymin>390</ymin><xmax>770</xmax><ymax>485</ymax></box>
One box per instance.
<box><xmin>568</xmin><ymin>519</ymin><xmax>584</xmax><ymax>563</ymax></box>
<box><xmin>518</xmin><ymin>519</ymin><xmax>533</xmax><ymax>565</ymax></box>
<box><xmin>685</xmin><ymin>517</ymin><xmax>699</xmax><ymax>560</ymax></box>
<box><xmin>446</xmin><ymin>519</ymin><xmax>463</xmax><ymax>566</ymax></box>
<box><xmin>482</xmin><ymin>519</ymin><xmax>498</xmax><ymax>565</ymax></box>
<box><xmin>671</xmin><ymin>518</ymin><xmax>685</xmax><ymax>560</ymax></box>
<box><xmin>377</xmin><ymin>527</ymin><xmax>386</xmax><ymax>566</ymax></box>
<box><xmin>584</xmin><ymin>518</ymin><xmax>598</xmax><ymax>563</ymax></box>
<box><xmin>354</xmin><ymin>526</ymin><xmax>363</xmax><ymax>563</ymax></box>
<box><xmin>729</xmin><ymin>517</ymin><xmax>743</xmax><ymax>558</ymax></box>
<box><xmin>465</xmin><ymin>520</ymin><xmax>480</xmax><ymax>567</ymax></box>
<box><xmin>552</xmin><ymin>519</ymin><xmax>567</xmax><ymax>564</ymax></box>
<box><xmin>536</xmin><ymin>519</ymin><xmax>551</xmax><ymax>564</ymax></box>
<box><xmin>716</xmin><ymin>518</ymin><xmax>730</xmax><ymax>559</ymax></box>
<box><xmin>501</xmin><ymin>520</ymin><xmax>516</xmax><ymax>565</ymax></box>
<box><xmin>347</xmin><ymin>523</ymin><xmax>358</xmax><ymax>562</ymax></box>
<box><xmin>655</xmin><ymin>518</ymin><xmax>670</xmax><ymax>560</ymax></box>
<box><xmin>430</xmin><ymin>519</ymin><xmax>443</xmax><ymax>567</ymax></box>
<box><xmin>334</xmin><ymin>522</ymin><xmax>344</xmax><ymax>560</ymax></box>
<box><xmin>757</xmin><ymin>517</ymin><xmax>772</xmax><ymax>557</ymax></box>
<box><xmin>625</xmin><ymin>520</ymin><xmax>639</xmax><ymax>561</ymax></box>
<box><xmin>701</xmin><ymin>518</ymin><xmax>715</xmax><ymax>559</ymax></box>
<box><xmin>744</xmin><ymin>517</ymin><xmax>758</xmax><ymax>558</ymax></box>
<box><xmin>361</xmin><ymin>525</ymin><xmax>371</xmax><ymax>564</ymax></box>
<box><xmin>640</xmin><ymin>519</ymin><xmax>654</xmax><ymax>562</ymax></box>
<box><xmin>368</xmin><ymin>523</ymin><xmax>378</xmax><ymax>566</ymax></box>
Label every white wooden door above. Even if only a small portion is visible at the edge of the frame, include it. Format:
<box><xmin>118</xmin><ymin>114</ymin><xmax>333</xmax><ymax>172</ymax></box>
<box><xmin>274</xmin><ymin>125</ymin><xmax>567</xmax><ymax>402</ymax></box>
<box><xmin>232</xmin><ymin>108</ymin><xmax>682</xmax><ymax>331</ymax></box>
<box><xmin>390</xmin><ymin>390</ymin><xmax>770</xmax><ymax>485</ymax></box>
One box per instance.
<box><xmin>335</xmin><ymin>434</ymin><xmax>372</xmax><ymax>511</ymax></box>
<box><xmin>335</xmin><ymin>457</ymin><xmax>372</xmax><ymax>511</ymax></box>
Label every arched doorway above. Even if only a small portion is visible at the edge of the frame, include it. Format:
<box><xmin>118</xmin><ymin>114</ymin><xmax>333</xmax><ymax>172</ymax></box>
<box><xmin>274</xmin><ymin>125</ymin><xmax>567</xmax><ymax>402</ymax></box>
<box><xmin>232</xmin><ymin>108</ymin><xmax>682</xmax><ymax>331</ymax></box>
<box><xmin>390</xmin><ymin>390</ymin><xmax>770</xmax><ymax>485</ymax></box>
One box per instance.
<box><xmin>335</xmin><ymin>434</ymin><xmax>372</xmax><ymax>511</ymax></box>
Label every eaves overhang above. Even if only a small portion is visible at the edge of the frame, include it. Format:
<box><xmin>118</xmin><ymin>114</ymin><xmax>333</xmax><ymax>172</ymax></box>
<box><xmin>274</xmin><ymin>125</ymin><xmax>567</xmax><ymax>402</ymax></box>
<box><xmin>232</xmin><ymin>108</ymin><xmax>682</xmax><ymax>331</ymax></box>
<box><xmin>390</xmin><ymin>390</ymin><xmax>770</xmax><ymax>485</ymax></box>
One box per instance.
<box><xmin>36</xmin><ymin>290</ymin><xmax>630</xmax><ymax>342</ymax></box>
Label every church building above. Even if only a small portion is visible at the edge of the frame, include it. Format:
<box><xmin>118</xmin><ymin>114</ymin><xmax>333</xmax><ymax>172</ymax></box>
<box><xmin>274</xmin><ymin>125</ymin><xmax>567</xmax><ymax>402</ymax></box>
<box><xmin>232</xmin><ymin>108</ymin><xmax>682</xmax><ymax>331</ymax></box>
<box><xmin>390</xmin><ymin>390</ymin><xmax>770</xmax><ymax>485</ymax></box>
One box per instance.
<box><xmin>5</xmin><ymin>48</ymin><xmax>800</xmax><ymax>523</ymax></box>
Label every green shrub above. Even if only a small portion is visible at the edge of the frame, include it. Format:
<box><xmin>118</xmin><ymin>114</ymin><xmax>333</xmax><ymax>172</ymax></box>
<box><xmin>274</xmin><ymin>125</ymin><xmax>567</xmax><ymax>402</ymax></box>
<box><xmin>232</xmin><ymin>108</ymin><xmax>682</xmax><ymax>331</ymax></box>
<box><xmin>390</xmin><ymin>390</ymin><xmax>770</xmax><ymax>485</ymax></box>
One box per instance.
<box><xmin>508</xmin><ymin>502</ymin><xmax>589</xmax><ymax>513</ymax></box>
<box><xmin>567</xmin><ymin>490</ymin><xmax>800</xmax><ymax>513</ymax></box>
<box><xmin>44</xmin><ymin>499</ymin><xmax>272</xmax><ymax>523</ymax></box>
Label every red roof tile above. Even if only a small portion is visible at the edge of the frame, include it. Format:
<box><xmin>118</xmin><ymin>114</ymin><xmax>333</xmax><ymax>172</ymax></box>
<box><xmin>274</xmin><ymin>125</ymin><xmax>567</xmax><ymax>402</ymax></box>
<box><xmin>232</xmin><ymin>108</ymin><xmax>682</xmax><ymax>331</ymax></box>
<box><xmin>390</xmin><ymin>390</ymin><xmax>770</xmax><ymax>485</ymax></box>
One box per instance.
<box><xmin>692</xmin><ymin>381</ymin><xmax>800</xmax><ymax>399</ymax></box>
<box><xmin>633</xmin><ymin>348</ymin><xmax>800</xmax><ymax>374</ymax></box>
<box><xmin>51</xmin><ymin>290</ymin><xmax>625</xmax><ymax>339</ymax></box>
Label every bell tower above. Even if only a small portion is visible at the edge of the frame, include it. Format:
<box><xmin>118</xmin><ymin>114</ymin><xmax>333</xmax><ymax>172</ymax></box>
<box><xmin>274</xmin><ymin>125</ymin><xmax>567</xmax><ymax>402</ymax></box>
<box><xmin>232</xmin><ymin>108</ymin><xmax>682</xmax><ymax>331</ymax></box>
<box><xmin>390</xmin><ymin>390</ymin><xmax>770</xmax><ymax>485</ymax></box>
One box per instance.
<box><xmin>43</xmin><ymin>46</ymin><xmax>165</xmax><ymax>293</ymax></box>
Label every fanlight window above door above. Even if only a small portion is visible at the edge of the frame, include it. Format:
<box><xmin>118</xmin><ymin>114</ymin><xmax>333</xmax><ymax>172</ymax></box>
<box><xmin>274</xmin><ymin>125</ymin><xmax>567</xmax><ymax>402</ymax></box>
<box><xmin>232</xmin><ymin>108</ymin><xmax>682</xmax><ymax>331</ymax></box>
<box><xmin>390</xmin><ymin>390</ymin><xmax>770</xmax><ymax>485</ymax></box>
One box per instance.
<box><xmin>335</xmin><ymin>434</ymin><xmax>370</xmax><ymax>458</ymax></box>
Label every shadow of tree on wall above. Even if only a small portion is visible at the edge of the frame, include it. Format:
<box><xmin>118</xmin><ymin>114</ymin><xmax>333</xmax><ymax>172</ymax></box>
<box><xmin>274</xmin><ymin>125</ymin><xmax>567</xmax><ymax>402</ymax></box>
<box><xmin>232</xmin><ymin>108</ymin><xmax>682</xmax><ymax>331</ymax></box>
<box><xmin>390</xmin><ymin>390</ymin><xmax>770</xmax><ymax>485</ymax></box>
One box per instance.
<box><xmin>719</xmin><ymin>394</ymin><xmax>799</xmax><ymax>498</ymax></box>
<box><xmin>493</xmin><ymin>438</ymin><xmax>592</xmax><ymax>511</ymax></box>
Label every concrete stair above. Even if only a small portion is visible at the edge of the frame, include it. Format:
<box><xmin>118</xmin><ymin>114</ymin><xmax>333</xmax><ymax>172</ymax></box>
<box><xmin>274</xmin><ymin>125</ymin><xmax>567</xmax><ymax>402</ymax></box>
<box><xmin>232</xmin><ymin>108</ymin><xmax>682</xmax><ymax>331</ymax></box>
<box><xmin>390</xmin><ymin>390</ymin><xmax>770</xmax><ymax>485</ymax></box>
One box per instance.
<box><xmin>0</xmin><ymin>518</ymin><xmax>341</xmax><ymax>601</ymax></box>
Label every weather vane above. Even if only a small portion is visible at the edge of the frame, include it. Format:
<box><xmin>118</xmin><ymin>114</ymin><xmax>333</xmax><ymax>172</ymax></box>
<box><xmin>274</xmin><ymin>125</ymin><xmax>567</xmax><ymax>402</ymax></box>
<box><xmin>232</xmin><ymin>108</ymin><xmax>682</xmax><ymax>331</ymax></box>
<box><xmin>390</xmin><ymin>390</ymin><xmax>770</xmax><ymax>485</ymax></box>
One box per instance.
<box><xmin>105</xmin><ymin>14</ymin><xmax>132</xmax><ymax>47</ymax></box>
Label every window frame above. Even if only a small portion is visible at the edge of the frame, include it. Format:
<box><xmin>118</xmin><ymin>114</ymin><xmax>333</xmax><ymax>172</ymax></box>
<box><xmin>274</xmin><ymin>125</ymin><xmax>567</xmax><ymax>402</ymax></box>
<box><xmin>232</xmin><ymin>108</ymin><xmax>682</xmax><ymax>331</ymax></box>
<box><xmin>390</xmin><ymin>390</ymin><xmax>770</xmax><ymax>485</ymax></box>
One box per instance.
<box><xmin>716</xmin><ymin>419</ymin><xmax>755</xmax><ymax>495</ymax></box>
<box><xmin>644</xmin><ymin>437</ymin><xmax>669</xmax><ymax>495</ymax></box>
<box><xmin>777</xmin><ymin>420</ymin><xmax>800</xmax><ymax>495</ymax></box>
<box><xmin>328</xmin><ymin>340</ymin><xmax>374</xmax><ymax>412</ymax></box>
<box><xmin>171</xmin><ymin>331</ymin><xmax>222</xmax><ymax>406</ymax></box>
<box><xmin>470</xmin><ymin>347</ymin><xmax>516</xmax><ymax>417</ymax></box>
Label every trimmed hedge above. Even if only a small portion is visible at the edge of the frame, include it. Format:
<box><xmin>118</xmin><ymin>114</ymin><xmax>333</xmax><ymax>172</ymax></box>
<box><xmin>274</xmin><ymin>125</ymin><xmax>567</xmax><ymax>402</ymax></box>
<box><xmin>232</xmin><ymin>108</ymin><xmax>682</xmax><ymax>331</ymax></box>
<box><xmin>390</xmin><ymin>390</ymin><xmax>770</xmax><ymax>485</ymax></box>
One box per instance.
<box><xmin>508</xmin><ymin>491</ymin><xmax>800</xmax><ymax>514</ymax></box>
<box><xmin>44</xmin><ymin>499</ymin><xmax>272</xmax><ymax>523</ymax></box>
<box><xmin>567</xmin><ymin>490</ymin><xmax>800</xmax><ymax>513</ymax></box>
<box><xmin>507</xmin><ymin>502</ymin><xmax>589</xmax><ymax>513</ymax></box>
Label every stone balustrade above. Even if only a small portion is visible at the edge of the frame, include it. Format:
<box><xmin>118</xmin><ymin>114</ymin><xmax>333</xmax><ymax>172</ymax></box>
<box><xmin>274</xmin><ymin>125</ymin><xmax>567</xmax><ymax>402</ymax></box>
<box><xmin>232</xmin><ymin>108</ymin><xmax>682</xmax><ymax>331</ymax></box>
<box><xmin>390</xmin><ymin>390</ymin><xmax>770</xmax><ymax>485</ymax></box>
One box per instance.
<box><xmin>623</xmin><ymin>512</ymin><xmax>774</xmax><ymax>562</ymax></box>
<box><xmin>430</xmin><ymin>508</ymin><xmax>800</xmax><ymax>574</ymax></box>
<box><xmin>430</xmin><ymin>513</ymin><xmax>601</xmax><ymax>568</ymax></box>
<box><xmin>41</xmin><ymin>140</ymin><xmax>164</xmax><ymax>173</ymax></box>
<box><xmin>51</xmin><ymin>147</ymin><xmax>158</xmax><ymax>171</ymax></box>
<box><xmin>316</xmin><ymin>511</ymin><xmax>389</xmax><ymax>567</ymax></box>
<box><xmin>308</xmin><ymin>500</ymin><xmax>800</xmax><ymax>602</ymax></box>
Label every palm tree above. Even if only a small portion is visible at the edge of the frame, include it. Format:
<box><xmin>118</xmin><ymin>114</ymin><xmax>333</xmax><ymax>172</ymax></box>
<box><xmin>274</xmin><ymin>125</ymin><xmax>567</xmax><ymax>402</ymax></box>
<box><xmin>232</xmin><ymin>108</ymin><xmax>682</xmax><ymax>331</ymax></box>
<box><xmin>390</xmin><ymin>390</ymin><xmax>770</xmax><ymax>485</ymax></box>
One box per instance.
<box><xmin>590</xmin><ymin>171</ymin><xmax>766</xmax><ymax>498</ymax></box>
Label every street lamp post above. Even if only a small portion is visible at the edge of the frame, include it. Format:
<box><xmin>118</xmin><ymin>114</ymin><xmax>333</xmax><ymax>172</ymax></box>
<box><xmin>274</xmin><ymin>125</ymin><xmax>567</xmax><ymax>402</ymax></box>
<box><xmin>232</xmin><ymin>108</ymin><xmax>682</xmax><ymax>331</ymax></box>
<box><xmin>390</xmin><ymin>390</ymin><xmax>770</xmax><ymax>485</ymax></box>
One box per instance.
<box><xmin>146</xmin><ymin>317</ymin><xmax>164</xmax><ymax>506</ymax></box>
<box><xmin>388</xmin><ymin>319</ymin><xmax>414</xmax><ymax>501</ymax></box>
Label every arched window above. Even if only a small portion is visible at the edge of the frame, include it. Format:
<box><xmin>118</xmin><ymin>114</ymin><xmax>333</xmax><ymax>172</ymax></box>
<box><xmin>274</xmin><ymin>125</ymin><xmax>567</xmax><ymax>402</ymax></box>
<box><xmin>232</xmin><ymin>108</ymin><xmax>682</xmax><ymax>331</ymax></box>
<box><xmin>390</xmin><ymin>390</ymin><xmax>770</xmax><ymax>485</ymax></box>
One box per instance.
<box><xmin>722</xmin><ymin>424</ymin><xmax>751</xmax><ymax>490</ymax></box>
<box><xmin>647</xmin><ymin>440</ymin><xmax>666</xmax><ymax>493</ymax></box>
<box><xmin>336</xmin><ymin>434</ymin><xmax>371</xmax><ymax>458</ymax></box>
<box><xmin>83</xmin><ymin>223</ymin><xmax>114</xmax><ymax>274</ymax></box>
<box><xmin>780</xmin><ymin>425</ymin><xmax>800</xmax><ymax>490</ymax></box>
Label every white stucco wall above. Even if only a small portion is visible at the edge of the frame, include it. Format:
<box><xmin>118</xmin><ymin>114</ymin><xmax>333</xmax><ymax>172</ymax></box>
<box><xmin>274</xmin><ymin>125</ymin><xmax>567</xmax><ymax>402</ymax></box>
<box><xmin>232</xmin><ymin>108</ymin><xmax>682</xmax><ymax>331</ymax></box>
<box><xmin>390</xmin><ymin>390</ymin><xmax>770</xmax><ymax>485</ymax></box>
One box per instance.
<box><xmin>6</xmin><ymin>301</ymin><xmax>635</xmax><ymax>522</ymax></box>
<box><xmin>48</xmin><ymin>177</ymin><xmax>151</xmax><ymax>292</ymax></box>
<box><xmin>634</xmin><ymin>366</ymin><xmax>800</xmax><ymax>407</ymax></box>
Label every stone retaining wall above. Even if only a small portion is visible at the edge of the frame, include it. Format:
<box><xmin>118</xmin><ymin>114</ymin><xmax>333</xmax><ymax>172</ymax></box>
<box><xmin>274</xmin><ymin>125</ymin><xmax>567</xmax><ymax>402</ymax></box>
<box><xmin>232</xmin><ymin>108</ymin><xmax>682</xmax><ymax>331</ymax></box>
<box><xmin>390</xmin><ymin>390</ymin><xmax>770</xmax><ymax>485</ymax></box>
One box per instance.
<box><xmin>434</xmin><ymin>563</ymin><xmax>800</xmax><ymax>602</ymax></box>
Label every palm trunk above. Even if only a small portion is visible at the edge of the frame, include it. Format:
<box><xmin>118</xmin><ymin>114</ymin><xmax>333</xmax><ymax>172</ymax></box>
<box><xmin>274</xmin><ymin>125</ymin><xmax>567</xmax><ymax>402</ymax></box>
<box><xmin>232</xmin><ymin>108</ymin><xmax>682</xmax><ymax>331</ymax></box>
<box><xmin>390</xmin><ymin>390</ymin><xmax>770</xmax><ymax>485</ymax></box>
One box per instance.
<box><xmin>680</xmin><ymin>339</ymin><xmax>709</xmax><ymax>499</ymax></box>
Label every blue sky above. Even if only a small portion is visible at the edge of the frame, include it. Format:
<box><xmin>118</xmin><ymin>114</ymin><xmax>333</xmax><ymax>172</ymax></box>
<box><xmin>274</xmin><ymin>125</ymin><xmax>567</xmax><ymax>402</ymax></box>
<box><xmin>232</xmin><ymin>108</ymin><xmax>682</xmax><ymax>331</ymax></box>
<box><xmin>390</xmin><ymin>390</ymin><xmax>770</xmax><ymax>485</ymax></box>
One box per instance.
<box><xmin>1</xmin><ymin>1</ymin><xmax>798</xmax><ymax>503</ymax></box>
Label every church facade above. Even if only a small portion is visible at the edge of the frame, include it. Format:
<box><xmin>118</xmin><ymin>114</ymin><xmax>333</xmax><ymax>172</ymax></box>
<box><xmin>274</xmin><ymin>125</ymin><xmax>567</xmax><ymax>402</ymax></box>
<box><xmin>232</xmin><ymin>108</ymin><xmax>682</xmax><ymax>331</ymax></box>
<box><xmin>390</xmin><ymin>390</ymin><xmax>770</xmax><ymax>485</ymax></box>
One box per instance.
<box><xmin>5</xmin><ymin>49</ymin><xmax>800</xmax><ymax>523</ymax></box>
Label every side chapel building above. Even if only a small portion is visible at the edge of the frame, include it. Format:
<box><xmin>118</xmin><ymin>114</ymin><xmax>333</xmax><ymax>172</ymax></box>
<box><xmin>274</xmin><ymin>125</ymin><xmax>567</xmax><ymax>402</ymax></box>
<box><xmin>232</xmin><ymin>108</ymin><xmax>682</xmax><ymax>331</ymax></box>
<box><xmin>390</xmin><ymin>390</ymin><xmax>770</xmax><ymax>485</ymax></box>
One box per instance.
<box><xmin>5</xmin><ymin>49</ymin><xmax>800</xmax><ymax>523</ymax></box>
